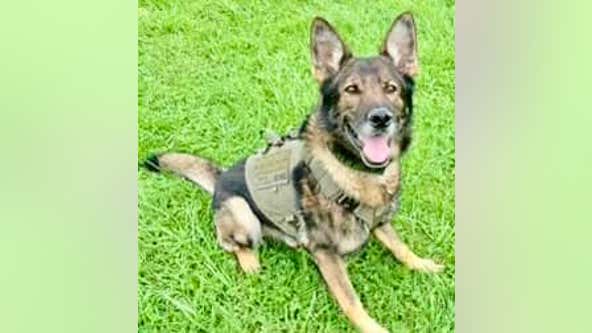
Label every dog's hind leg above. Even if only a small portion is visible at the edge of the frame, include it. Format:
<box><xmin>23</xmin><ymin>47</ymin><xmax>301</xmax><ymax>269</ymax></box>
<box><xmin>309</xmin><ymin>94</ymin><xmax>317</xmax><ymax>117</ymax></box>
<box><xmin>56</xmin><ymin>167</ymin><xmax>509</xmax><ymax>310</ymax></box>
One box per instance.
<box><xmin>373</xmin><ymin>223</ymin><xmax>444</xmax><ymax>273</ymax></box>
<box><xmin>214</xmin><ymin>196</ymin><xmax>262</xmax><ymax>273</ymax></box>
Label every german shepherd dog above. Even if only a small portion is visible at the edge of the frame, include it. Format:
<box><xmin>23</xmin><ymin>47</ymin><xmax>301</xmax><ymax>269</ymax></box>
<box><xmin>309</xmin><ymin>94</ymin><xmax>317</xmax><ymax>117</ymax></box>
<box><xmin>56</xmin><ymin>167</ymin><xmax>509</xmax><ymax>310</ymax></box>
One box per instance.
<box><xmin>145</xmin><ymin>12</ymin><xmax>443</xmax><ymax>333</ymax></box>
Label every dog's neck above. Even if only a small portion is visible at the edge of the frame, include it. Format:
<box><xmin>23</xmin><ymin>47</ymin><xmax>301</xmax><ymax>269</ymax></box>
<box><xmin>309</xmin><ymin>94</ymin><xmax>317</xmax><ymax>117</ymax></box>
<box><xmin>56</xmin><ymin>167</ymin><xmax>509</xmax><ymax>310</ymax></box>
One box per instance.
<box><xmin>302</xmin><ymin>113</ymin><xmax>401</xmax><ymax>208</ymax></box>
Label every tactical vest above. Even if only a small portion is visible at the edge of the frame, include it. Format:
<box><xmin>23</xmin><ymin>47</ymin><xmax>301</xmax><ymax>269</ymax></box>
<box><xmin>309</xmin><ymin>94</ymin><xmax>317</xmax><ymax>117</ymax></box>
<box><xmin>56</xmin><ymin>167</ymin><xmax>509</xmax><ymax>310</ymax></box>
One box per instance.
<box><xmin>244</xmin><ymin>132</ymin><xmax>394</xmax><ymax>244</ymax></box>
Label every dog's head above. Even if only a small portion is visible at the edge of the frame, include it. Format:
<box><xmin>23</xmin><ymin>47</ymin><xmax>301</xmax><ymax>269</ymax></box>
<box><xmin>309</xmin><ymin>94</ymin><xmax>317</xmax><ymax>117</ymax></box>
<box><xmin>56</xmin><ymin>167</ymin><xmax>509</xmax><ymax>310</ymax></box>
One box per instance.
<box><xmin>310</xmin><ymin>13</ymin><xmax>418</xmax><ymax>168</ymax></box>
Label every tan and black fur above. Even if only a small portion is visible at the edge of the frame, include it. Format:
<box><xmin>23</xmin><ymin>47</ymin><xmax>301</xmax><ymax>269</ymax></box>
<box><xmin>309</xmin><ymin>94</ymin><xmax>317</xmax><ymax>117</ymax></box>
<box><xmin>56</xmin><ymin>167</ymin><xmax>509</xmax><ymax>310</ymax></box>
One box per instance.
<box><xmin>145</xmin><ymin>12</ymin><xmax>443</xmax><ymax>333</ymax></box>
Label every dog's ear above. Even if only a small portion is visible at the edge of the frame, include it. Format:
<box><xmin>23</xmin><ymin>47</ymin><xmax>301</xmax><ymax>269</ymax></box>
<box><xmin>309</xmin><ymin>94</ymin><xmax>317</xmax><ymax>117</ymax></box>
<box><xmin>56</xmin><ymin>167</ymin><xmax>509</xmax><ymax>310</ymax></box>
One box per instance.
<box><xmin>382</xmin><ymin>12</ymin><xmax>419</xmax><ymax>77</ymax></box>
<box><xmin>310</xmin><ymin>17</ymin><xmax>351</xmax><ymax>83</ymax></box>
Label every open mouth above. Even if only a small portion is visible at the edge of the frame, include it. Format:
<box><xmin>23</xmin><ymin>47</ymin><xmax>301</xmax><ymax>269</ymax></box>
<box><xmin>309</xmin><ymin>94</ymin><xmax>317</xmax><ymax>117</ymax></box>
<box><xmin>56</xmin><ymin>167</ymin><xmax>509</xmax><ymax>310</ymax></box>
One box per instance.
<box><xmin>345</xmin><ymin>122</ymin><xmax>393</xmax><ymax>168</ymax></box>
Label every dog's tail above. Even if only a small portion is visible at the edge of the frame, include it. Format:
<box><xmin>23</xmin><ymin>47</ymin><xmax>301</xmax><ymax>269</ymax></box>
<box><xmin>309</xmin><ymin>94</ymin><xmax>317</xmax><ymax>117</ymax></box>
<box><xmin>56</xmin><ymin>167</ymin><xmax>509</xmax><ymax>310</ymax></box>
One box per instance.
<box><xmin>144</xmin><ymin>153</ymin><xmax>222</xmax><ymax>194</ymax></box>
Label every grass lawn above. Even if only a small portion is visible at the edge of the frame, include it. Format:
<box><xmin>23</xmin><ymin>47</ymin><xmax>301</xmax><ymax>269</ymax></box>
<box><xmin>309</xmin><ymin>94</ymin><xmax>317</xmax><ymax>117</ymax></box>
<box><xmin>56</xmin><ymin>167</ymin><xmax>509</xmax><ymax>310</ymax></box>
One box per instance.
<box><xmin>138</xmin><ymin>1</ymin><xmax>454</xmax><ymax>332</ymax></box>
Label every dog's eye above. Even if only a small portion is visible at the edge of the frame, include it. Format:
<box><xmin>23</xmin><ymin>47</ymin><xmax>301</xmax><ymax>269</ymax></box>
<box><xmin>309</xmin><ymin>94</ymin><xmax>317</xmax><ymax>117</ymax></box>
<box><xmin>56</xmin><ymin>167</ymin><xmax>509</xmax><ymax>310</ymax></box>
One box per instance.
<box><xmin>344</xmin><ymin>84</ymin><xmax>360</xmax><ymax>94</ymax></box>
<box><xmin>384</xmin><ymin>83</ymin><xmax>398</xmax><ymax>94</ymax></box>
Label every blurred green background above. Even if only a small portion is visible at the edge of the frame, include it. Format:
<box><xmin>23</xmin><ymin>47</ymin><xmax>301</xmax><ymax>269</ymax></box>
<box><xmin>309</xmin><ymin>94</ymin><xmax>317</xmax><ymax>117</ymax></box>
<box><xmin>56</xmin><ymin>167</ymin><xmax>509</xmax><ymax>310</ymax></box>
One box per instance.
<box><xmin>138</xmin><ymin>1</ymin><xmax>454</xmax><ymax>332</ymax></box>
<box><xmin>456</xmin><ymin>1</ymin><xmax>592</xmax><ymax>332</ymax></box>
<box><xmin>0</xmin><ymin>1</ymin><xmax>137</xmax><ymax>332</ymax></box>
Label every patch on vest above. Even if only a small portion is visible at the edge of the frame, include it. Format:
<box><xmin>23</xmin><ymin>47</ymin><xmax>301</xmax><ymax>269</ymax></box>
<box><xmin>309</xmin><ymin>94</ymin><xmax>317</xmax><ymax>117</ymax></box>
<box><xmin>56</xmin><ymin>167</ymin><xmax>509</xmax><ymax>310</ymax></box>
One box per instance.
<box><xmin>249</xmin><ymin>148</ymin><xmax>292</xmax><ymax>190</ymax></box>
<box><xmin>245</xmin><ymin>140</ymin><xmax>306</xmax><ymax>242</ymax></box>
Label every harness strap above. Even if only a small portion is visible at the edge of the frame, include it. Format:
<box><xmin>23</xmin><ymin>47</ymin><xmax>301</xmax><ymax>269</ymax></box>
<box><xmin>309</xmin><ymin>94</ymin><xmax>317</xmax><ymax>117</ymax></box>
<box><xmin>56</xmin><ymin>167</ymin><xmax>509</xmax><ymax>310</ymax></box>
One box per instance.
<box><xmin>304</xmin><ymin>148</ymin><xmax>388</xmax><ymax>227</ymax></box>
<box><xmin>307</xmin><ymin>158</ymin><xmax>342</xmax><ymax>201</ymax></box>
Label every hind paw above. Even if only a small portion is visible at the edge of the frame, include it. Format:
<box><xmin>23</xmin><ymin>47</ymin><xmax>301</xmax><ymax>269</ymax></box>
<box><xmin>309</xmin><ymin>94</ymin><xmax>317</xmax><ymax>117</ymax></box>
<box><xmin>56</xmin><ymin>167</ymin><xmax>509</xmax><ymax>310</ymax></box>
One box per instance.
<box><xmin>235</xmin><ymin>248</ymin><xmax>261</xmax><ymax>274</ymax></box>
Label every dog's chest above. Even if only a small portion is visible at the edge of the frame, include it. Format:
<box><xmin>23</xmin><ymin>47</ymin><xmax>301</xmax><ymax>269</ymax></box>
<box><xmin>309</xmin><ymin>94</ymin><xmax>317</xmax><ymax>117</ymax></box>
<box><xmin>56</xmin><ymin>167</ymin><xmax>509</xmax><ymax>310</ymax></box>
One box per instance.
<box><xmin>305</xmin><ymin>198</ymin><xmax>397</xmax><ymax>255</ymax></box>
<box><xmin>310</xmin><ymin>209</ymin><xmax>372</xmax><ymax>254</ymax></box>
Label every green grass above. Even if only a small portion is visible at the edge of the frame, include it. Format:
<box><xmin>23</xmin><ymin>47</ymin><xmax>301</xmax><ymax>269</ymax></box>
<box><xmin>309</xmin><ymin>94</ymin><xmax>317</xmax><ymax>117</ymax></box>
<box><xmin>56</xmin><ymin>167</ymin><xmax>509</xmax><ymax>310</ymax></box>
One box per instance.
<box><xmin>138</xmin><ymin>1</ymin><xmax>454</xmax><ymax>332</ymax></box>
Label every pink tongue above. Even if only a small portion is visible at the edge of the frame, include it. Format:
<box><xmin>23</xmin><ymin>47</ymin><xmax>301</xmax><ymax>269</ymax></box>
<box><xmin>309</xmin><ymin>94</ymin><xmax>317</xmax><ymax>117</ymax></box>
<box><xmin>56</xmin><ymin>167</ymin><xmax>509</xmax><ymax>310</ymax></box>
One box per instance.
<box><xmin>362</xmin><ymin>136</ymin><xmax>390</xmax><ymax>163</ymax></box>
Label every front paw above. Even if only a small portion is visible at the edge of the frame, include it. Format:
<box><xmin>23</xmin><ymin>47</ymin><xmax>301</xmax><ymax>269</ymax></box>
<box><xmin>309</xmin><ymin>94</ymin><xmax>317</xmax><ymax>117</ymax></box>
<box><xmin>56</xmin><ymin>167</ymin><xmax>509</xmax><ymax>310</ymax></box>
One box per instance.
<box><xmin>409</xmin><ymin>258</ymin><xmax>444</xmax><ymax>273</ymax></box>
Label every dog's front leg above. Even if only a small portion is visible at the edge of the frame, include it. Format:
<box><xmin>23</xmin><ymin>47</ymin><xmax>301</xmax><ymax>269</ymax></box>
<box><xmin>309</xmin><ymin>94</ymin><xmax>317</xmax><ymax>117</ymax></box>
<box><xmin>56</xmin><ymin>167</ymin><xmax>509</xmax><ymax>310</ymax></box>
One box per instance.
<box><xmin>373</xmin><ymin>223</ymin><xmax>444</xmax><ymax>273</ymax></box>
<box><xmin>313</xmin><ymin>249</ymin><xmax>388</xmax><ymax>333</ymax></box>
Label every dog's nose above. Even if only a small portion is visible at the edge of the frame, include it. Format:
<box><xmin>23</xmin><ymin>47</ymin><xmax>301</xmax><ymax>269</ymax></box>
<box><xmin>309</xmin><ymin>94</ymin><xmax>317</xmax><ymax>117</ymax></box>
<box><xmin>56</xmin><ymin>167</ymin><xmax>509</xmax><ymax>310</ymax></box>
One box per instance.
<box><xmin>367</xmin><ymin>108</ymin><xmax>393</xmax><ymax>128</ymax></box>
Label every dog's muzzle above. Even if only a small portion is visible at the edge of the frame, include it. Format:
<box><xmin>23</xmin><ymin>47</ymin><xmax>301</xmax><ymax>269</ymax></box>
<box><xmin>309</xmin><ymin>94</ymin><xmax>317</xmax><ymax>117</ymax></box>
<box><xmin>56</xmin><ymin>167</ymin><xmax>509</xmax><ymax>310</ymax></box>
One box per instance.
<box><xmin>367</xmin><ymin>107</ymin><xmax>393</xmax><ymax>130</ymax></box>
